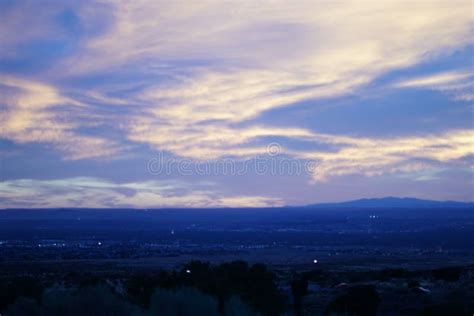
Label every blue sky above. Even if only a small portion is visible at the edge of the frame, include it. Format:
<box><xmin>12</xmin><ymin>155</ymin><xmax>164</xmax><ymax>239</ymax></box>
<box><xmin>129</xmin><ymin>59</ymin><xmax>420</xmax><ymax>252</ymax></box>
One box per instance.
<box><xmin>0</xmin><ymin>1</ymin><xmax>473</xmax><ymax>208</ymax></box>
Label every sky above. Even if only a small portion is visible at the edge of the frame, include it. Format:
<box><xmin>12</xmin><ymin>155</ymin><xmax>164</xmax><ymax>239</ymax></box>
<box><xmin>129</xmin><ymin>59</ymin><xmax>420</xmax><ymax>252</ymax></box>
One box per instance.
<box><xmin>0</xmin><ymin>0</ymin><xmax>473</xmax><ymax>208</ymax></box>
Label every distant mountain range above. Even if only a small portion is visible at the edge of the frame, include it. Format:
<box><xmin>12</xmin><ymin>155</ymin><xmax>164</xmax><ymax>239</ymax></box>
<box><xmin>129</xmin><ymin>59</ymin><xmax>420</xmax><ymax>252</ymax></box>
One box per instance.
<box><xmin>302</xmin><ymin>197</ymin><xmax>474</xmax><ymax>208</ymax></box>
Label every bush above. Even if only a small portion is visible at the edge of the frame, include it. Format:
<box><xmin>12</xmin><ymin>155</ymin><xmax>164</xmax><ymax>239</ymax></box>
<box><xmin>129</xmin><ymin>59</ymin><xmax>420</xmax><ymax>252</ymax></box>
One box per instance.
<box><xmin>432</xmin><ymin>267</ymin><xmax>463</xmax><ymax>282</ymax></box>
<box><xmin>4</xmin><ymin>297</ymin><xmax>40</xmax><ymax>316</ymax></box>
<box><xmin>149</xmin><ymin>287</ymin><xmax>218</xmax><ymax>316</ymax></box>
<box><xmin>180</xmin><ymin>261</ymin><xmax>285</xmax><ymax>315</ymax></box>
<box><xmin>328</xmin><ymin>285</ymin><xmax>380</xmax><ymax>316</ymax></box>
<box><xmin>5</xmin><ymin>286</ymin><xmax>144</xmax><ymax>316</ymax></box>
<box><xmin>224</xmin><ymin>296</ymin><xmax>258</xmax><ymax>316</ymax></box>
<box><xmin>0</xmin><ymin>277</ymin><xmax>43</xmax><ymax>312</ymax></box>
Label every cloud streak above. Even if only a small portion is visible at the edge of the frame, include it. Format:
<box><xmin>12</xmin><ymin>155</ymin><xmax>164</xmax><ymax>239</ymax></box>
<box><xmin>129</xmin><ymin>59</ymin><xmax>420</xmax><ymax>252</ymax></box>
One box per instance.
<box><xmin>298</xmin><ymin>129</ymin><xmax>474</xmax><ymax>181</ymax></box>
<box><xmin>0</xmin><ymin>76</ymin><xmax>122</xmax><ymax>159</ymax></box>
<box><xmin>0</xmin><ymin>177</ymin><xmax>282</xmax><ymax>208</ymax></box>
<box><xmin>394</xmin><ymin>70</ymin><xmax>474</xmax><ymax>101</ymax></box>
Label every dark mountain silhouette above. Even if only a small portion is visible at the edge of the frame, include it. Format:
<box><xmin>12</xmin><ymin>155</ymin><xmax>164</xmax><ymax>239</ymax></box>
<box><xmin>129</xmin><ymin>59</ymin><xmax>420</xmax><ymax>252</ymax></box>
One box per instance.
<box><xmin>303</xmin><ymin>197</ymin><xmax>474</xmax><ymax>208</ymax></box>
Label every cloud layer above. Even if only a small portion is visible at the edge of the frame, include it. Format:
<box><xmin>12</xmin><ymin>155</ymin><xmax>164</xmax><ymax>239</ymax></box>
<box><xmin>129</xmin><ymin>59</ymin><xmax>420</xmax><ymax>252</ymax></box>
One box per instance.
<box><xmin>0</xmin><ymin>0</ymin><xmax>473</xmax><ymax>206</ymax></box>
<box><xmin>0</xmin><ymin>177</ymin><xmax>282</xmax><ymax>208</ymax></box>
<box><xmin>0</xmin><ymin>76</ymin><xmax>122</xmax><ymax>159</ymax></box>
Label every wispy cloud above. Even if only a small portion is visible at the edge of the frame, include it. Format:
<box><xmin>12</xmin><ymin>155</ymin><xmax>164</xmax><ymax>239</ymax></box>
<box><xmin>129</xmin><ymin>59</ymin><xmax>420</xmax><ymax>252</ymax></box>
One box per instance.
<box><xmin>0</xmin><ymin>177</ymin><xmax>282</xmax><ymax>208</ymax></box>
<box><xmin>2</xmin><ymin>1</ymin><xmax>472</xmax><ymax>163</ymax></box>
<box><xmin>394</xmin><ymin>70</ymin><xmax>474</xmax><ymax>101</ymax></box>
<box><xmin>0</xmin><ymin>76</ymin><xmax>122</xmax><ymax>159</ymax></box>
<box><xmin>133</xmin><ymin>121</ymin><xmax>473</xmax><ymax>183</ymax></box>
<box><xmin>298</xmin><ymin>129</ymin><xmax>474</xmax><ymax>182</ymax></box>
<box><xmin>93</xmin><ymin>0</ymin><xmax>472</xmax><ymax>164</ymax></box>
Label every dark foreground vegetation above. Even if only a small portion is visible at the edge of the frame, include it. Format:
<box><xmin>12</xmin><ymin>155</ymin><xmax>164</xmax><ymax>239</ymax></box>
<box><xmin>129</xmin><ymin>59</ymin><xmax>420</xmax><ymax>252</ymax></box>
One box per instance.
<box><xmin>1</xmin><ymin>261</ymin><xmax>473</xmax><ymax>316</ymax></box>
<box><xmin>1</xmin><ymin>208</ymin><xmax>472</xmax><ymax>314</ymax></box>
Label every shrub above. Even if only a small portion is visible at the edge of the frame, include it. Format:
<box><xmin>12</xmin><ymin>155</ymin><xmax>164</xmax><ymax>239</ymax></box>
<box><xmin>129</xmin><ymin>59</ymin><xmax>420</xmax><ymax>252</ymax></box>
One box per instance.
<box><xmin>149</xmin><ymin>287</ymin><xmax>219</xmax><ymax>316</ymax></box>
